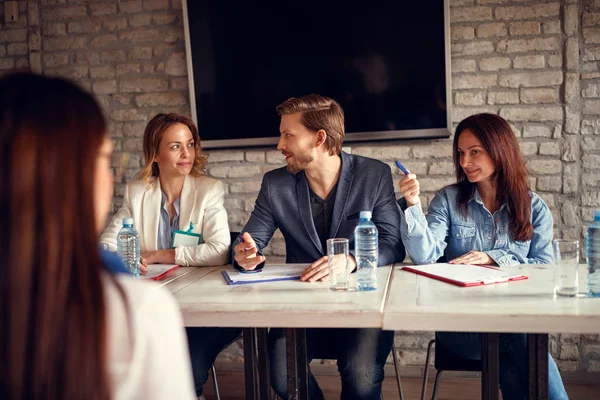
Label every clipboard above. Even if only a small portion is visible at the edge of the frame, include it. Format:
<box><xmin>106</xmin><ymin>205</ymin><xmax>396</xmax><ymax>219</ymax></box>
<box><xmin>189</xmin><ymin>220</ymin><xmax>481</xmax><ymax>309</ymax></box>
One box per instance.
<box><xmin>401</xmin><ymin>263</ymin><xmax>528</xmax><ymax>287</ymax></box>
<box><xmin>222</xmin><ymin>264</ymin><xmax>308</xmax><ymax>285</ymax></box>
<box><xmin>142</xmin><ymin>264</ymin><xmax>180</xmax><ymax>281</ymax></box>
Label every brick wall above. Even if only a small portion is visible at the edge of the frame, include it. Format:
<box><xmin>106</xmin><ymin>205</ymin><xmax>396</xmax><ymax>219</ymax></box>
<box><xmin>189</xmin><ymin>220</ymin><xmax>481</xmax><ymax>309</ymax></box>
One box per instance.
<box><xmin>0</xmin><ymin>0</ymin><xmax>598</xmax><ymax>374</ymax></box>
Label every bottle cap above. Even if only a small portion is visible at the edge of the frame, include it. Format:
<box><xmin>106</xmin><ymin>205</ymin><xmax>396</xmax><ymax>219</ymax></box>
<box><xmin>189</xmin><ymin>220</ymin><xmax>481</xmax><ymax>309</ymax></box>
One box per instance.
<box><xmin>594</xmin><ymin>209</ymin><xmax>600</xmax><ymax>220</ymax></box>
<box><xmin>122</xmin><ymin>217</ymin><xmax>134</xmax><ymax>225</ymax></box>
<box><xmin>359</xmin><ymin>211</ymin><xmax>372</xmax><ymax>219</ymax></box>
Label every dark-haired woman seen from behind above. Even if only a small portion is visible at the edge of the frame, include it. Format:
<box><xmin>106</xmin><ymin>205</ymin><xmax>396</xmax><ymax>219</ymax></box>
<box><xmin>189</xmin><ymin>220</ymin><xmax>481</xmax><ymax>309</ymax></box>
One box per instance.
<box><xmin>0</xmin><ymin>73</ymin><xmax>195</xmax><ymax>399</ymax></box>
<box><xmin>397</xmin><ymin>113</ymin><xmax>567</xmax><ymax>399</ymax></box>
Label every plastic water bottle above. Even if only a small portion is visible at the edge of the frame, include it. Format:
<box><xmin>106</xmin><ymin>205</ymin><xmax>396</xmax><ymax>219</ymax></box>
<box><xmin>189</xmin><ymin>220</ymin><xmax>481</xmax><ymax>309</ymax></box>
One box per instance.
<box><xmin>587</xmin><ymin>209</ymin><xmax>600</xmax><ymax>297</ymax></box>
<box><xmin>355</xmin><ymin>211</ymin><xmax>378</xmax><ymax>291</ymax></box>
<box><xmin>117</xmin><ymin>218</ymin><xmax>140</xmax><ymax>279</ymax></box>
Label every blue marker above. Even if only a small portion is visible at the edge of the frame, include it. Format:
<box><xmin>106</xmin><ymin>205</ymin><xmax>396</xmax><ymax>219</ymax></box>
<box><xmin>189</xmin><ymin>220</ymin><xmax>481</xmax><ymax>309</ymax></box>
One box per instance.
<box><xmin>395</xmin><ymin>160</ymin><xmax>410</xmax><ymax>175</ymax></box>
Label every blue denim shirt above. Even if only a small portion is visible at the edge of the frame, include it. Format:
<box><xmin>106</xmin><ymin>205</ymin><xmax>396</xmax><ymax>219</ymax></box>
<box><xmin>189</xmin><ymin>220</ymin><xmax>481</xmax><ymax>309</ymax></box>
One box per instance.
<box><xmin>157</xmin><ymin>191</ymin><xmax>180</xmax><ymax>250</ymax></box>
<box><xmin>399</xmin><ymin>185</ymin><xmax>554</xmax><ymax>267</ymax></box>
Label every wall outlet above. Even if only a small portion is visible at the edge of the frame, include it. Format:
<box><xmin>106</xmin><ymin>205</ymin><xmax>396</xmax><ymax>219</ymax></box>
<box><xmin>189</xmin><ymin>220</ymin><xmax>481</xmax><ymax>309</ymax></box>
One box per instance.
<box><xmin>4</xmin><ymin>1</ymin><xmax>19</xmax><ymax>23</ymax></box>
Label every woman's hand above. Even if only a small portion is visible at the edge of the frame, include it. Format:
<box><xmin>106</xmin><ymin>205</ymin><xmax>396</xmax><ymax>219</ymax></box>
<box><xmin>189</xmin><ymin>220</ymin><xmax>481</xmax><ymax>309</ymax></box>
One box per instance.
<box><xmin>398</xmin><ymin>174</ymin><xmax>421</xmax><ymax>206</ymax></box>
<box><xmin>139</xmin><ymin>256</ymin><xmax>148</xmax><ymax>275</ymax></box>
<box><xmin>449</xmin><ymin>251</ymin><xmax>494</xmax><ymax>265</ymax></box>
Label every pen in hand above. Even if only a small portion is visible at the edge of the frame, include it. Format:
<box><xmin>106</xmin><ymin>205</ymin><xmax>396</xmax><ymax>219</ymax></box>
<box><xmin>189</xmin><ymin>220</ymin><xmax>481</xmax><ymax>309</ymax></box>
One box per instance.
<box><xmin>395</xmin><ymin>160</ymin><xmax>410</xmax><ymax>175</ymax></box>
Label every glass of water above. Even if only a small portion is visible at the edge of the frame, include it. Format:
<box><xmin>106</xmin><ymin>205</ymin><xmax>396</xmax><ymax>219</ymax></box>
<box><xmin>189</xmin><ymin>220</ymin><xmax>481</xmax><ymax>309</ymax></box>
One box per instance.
<box><xmin>327</xmin><ymin>238</ymin><xmax>350</xmax><ymax>291</ymax></box>
<box><xmin>553</xmin><ymin>239</ymin><xmax>580</xmax><ymax>297</ymax></box>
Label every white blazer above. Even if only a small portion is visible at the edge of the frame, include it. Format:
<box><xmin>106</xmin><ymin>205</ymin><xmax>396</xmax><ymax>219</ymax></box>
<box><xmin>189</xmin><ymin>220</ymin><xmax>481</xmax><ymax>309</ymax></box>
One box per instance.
<box><xmin>101</xmin><ymin>175</ymin><xmax>230</xmax><ymax>266</ymax></box>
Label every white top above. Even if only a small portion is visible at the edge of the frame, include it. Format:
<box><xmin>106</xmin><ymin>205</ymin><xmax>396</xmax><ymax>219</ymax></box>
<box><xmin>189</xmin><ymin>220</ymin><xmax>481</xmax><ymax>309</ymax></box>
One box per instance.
<box><xmin>104</xmin><ymin>274</ymin><xmax>196</xmax><ymax>400</ymax></box>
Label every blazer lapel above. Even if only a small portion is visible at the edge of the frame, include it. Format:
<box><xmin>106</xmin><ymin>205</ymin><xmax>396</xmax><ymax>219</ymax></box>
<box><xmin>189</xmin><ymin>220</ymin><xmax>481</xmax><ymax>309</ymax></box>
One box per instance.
<box><xmin>329</xmin><ymin>152</ymin><xmax>354</xmax><ymax>239</ymax></box>
<box><xmin>179</xmin><ymin>175</ymin><xmax>196</xmax><ymax>232</ymax></box>
<box><xmin>141</xmin><ymin>178</ymin><xmax>162</xmax><ymax>251</ymax></box>
<box><xmin>297</xmin><ymin>172</ymin><xmax>324</xmax><ymax>254</ymax></box>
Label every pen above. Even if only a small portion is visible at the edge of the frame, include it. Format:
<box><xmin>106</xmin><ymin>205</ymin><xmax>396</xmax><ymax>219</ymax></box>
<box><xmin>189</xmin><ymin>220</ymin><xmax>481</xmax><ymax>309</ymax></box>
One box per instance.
<box><xmin>395</xmin><ymin>160</ymin><xmax>410</xmax><ymax>175</ymax></box>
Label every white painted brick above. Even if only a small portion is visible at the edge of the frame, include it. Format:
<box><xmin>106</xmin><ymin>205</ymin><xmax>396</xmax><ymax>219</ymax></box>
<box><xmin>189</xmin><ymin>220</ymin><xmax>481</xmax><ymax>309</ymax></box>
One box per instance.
<box><xmin>207</xmin><ymin>151</ymin><xmax>244</xmax><ymax>163</ymax></box>
<box><xmin>451</xmin><ymin>26</ymin><xmax>475</xmax><ymax>41</ymax></box>
<box><xmin>453</xmin><ymin>74</ymin><xmax>497</xmax><ymax>89</ymax></box>
<box><xmin>527</xmin><ymin>159</ymin><xmax>562</xmax><ymax>175</ymax></box>
<box><xmin>500</xmin><ymin>106</ymin><xmax>563</xmax><ymax>122</ymax></box>
<box><xmin>565</xmin><ymin>107</ymin><xmax>580</xmax><ymax>134</ymax></box>
<box><xmin>452</xmin><ymin>107</ymin><xmax>497</xmax><ymax>123</ymax></box>
<box><xmin>548</xmin><ymin>54</ymin><xmax>562</xmax><ymax>68</ymax></box>
<box><xmin>450</xmin><ymin>6</ymin><xmax>492</xmax><ymax>23</ymax></box>
<box><xmin>513</xmin><ymin>55</ymin><xmax>545</xmax><ymax>69</ymax></box>
<box><xmin>479</xmin><ymin>57</ymin><xmax>511</xmax><ymax>71</ymax></box>
<box><xmin>455</xmin><ymin>91</ymin><xmax>485</xmax><ymax>105</ymax></box>
<box><xmin>497</xmin><ymin>37</ymin><xmax>560</xmax><ymax>53</ymax></box>
<box><xmin>476</xmin><ymin>23</ymin><xmax>507</xmax><ymax>38</ymax></box>
<box><xmin>519</xmin><ymin>141</ymin><xmax>538</xmax><ymax>156</ymax></box>
<box><xmin>488</xmin><ymin>91</ymin><xmax>519</xmax><ymax>105</ymax></box>
<box><xmin>494</xmin><ymin>3</ymin><xmax>560</xmax><ymax>21</ymax></box>
<box><xmin>523</xmin><ymin>125</ymin><xmax>552</xmax><ymax>138</ymax></box>
<box><xmin>520</xmin><ymin>88</ymin><xmax>559</xmax><ymax>104</ymax></box>
<box><xmin>452</xmin><ymin>41</ymin><xmax>494</xmax><ymax>56</ymax></box>
<box><xmin>229</xmin><ymin>181</ymin><xmax>262</xmax><ymax>194</ymax></box>
<box><xmin>565</xmin><ymin>6</ymin><xmax>579</xmax><ymax>37</ymax></box>
<box><xmin>565</xmin><ymin>73</ymin><xmax>579</xmax><ymax>104</ymax></box>
<box><xmin>539</xmin><ymin>142</ymin><xmax>561</xmax><ymax>156</ymax></box>
<box><xmin>411</xmin><ymin>143</ymin><xmax>453</xmax><ymax>159</ymax></box>
<box><xmin>562</xmin><ymin>136</ymin><xmax>579</xmax><ymax>162</ymax></box>
<box><xmin>582</xmin><ymin>192</ymin><xmax>600</xmax><ymax>206</ymax></box>
<box><xmin>583</xmin><ymin>136</ymin><xmax>600</xmax><ymax>150</ymax></box>
<box><xmin>245</xmin><ymin>151</ymin><xmax>265</xmax><ymax>162</ymax></box>
<box><xmin>509</xmin><ymin>22</ymin><xmax>541</xmax><ymax>36</ymax></box>
<box><xmin>428</xmin><ymin>162</ymin><xmax>454</xmax><ymax>175</ymax></box>
<box><xmin>451</xmin><ymin>59</ymin><xmax>476</xmax><ymax>73</ymax></box>
<box><xmin>566</xmin><ymin>38</ymin><xmax>580</xmax><ymax>70</ymax></box>
<box><xmin>266</xmin><ymin>150</ymin><xmax>285</xmax><ymax>164</ymax></box>
<box><xmin>499</xmin><ymin>71</ymin><xmax>563</xmax><ymax>88</ymax></box>
<box><xmin>584</xmin><ymin>28</ymin><xmax>600</xmax><ymax>44</ymax></box>
<box><xmin>581</xmin><ymin>118</ymin><xmax>600</xmax><ymax>134</ymax></box>
<box><xmin>418</xmin><ymin>177</ymin><xmax>455</xmax><ymax>192</ymax></box>
<box><xmin>543</xmin><ymin>20</ymin><xmax>561</xmax><ymax>35</ymax></box>
<box><xmin>583</xmin><ymin>99</ymin><xmax>600</xmax><ymax>114</ymax></box>
<box><xmin>537</xmin><ymin>177</ymin><xmax>561</xmax><ymax>192</ymax></box>
<box><xmin>564</xmin><ymin>164</ymin><xmax>579</xmax><ymax>194</ymax></box>
<box><xmin>353</xmin><ymin>145</ymin><xmax>410</xmax><ymax>159</ymax></box>
<box><xmin>582</xmin><ymin>155</ymin><xmax>600</xmax><ymax>169</ymax></box>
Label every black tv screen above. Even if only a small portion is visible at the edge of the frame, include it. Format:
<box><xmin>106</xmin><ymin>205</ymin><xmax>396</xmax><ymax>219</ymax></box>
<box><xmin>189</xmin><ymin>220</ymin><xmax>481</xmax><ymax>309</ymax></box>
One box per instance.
<box><xmin>183</xmin><ymin>0</ymin><xmax>451</xmax><ymax>149</ymax></box>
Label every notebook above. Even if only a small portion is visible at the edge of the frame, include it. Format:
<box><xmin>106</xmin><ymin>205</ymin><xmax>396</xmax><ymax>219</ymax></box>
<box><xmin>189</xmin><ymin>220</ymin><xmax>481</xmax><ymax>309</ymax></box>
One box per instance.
<box><xmin>402</xmin><ymin>263</ymin><xmax>528</xmax><ymax>287</ymax></box>
<box><xmin>222</xmin><ymin>264</ymin><xmax>308</xmax><ymax>285</ymax></box>
<box><xmin>142</xmin><ymin>264</ymin><xmax>180</xmax><ymax>281</ymax></box>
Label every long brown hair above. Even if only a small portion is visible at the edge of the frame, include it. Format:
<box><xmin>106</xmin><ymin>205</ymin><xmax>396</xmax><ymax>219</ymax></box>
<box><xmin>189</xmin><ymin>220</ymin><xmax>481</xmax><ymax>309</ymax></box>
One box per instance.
<box><xmin>0</xmin><ymin>74</ymin><xmax>110</xmax><ymax>399</ymax></box>
<box><xmin>453</xmin><ymin>113</ymin><xmax>534</xmax><ymax>241</ymax></box>
<box><xmin>137</xmin><ymin>113</ymin><xmax>207</xmax><ymax>182</ymax></box>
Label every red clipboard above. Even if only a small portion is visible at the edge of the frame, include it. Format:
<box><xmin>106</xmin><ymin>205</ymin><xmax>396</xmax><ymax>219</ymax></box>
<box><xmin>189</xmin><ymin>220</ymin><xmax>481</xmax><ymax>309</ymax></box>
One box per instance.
<box><xmin>142</xmin><ymin>264</ymin><xmax>180</xmax><ymax>281</ymax></box>
<box><xmin>402</xmin><ymin>263</ymin><xmax>528</xmax><ymax>287</ymax></box>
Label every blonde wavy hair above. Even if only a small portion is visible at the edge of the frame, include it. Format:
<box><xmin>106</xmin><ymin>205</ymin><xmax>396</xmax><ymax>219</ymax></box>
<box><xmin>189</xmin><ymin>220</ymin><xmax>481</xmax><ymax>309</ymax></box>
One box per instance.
<box><xmin>137</xmin><ymin>113</ymin><xmax>208</xmax><ymax>182</ymax></box>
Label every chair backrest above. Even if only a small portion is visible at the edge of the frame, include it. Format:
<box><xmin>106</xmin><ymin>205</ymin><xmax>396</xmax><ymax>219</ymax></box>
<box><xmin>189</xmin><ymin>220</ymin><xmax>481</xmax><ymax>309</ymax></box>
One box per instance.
<box><xmin>229</xmin><ymin>231</ymin><xmax>240</xmax><ymax>264</ymax></box>
<box><xmin>434</xmin><ymin>332</ymin><xmax>481</xmax><ymax>372</ymax></box>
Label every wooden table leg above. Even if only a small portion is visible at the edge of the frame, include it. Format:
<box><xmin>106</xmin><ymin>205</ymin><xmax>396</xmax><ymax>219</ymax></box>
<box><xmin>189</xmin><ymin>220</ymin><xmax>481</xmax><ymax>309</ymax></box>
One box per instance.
<box><xmin>243</xmin><ymin>328</ymin><xmax>258</xmax><ymax>400</ymax></box>
<box><xmin>286</xmin><ymin>328</ymin><xmax>308</xmax><ymax>400</ymax></box>
<box><xmin>482</xmin><ymin>333</ymin><xmax>500</xmax><ymax>400</ymax></box>
<box><xmin>528</xmin><ymin>333</ymin><xmax>549</xmax><ymax>400</ymax></box>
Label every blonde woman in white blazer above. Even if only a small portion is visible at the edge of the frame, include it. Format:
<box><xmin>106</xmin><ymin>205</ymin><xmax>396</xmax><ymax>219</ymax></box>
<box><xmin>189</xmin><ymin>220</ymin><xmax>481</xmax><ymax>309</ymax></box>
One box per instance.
<box><xmin>101</xmin><ymin>113</ymin><xmax>239</xmax><ymax>400</ymax></box>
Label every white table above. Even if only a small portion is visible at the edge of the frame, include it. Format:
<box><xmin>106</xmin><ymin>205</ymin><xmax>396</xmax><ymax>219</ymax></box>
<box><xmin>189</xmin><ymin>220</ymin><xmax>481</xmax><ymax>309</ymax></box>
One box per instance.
<box><xmin>167</xmin><ymin>265</ymin><xmax>393</xmax><ymax>399</ymax></box>
<box><xmin>383</xmin><ymin>264</ymin><xmax>600</xmax><ymax>400</ymax></box>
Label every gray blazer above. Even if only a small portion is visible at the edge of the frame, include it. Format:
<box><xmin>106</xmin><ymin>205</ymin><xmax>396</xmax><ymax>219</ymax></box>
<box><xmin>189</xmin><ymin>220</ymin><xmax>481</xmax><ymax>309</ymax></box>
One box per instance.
<box><xmin>234</xmin><ymin>152</ymin><xmax>405</xmax><ymax>270</ymax></box>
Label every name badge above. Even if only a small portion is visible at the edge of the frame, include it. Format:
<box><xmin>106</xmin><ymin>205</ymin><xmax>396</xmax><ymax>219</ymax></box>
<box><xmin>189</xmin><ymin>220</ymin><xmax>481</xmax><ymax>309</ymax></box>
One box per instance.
<box><xmin>172</xmin><ymin>222</ymin><xmax>202</xmax><ymax>247</ymax></box>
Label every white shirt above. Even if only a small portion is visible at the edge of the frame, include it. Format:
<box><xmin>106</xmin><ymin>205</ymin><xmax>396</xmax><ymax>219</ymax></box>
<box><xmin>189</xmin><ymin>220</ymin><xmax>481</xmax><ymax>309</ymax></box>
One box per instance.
<box><xmin>104</xmin><ymin>274</ymin><xmax>196</xmax><ymax>400</ymax></box>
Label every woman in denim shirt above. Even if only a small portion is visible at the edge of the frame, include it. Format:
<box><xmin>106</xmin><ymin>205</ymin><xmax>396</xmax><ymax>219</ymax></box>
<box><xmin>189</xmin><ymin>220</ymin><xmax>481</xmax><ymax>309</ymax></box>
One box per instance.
<box><xmin>398</xmin><ymin>113</ymin><xmax>567</xmax><ymax>400</ymax></box>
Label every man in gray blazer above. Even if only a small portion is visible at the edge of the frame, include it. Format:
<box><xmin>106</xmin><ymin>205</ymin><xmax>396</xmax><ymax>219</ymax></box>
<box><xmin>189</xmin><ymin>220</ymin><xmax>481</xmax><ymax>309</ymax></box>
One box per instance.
<box><xmin>233</xmin><ymin>94</ymin><xmax>405</xmax><ymax>400</ymax></box>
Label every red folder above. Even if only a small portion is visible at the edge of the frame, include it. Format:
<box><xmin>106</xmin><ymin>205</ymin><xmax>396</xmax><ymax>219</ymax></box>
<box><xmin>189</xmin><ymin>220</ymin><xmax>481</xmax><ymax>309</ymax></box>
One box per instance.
<box><xmin>402</xmin><ymin>263</ymin><xmax>528</xmax><ymax>287</ymax></box>
<box><xmin>142</xmin><ymin>264</ymin><xmax>180</xmax><ymax>281</ymax></box>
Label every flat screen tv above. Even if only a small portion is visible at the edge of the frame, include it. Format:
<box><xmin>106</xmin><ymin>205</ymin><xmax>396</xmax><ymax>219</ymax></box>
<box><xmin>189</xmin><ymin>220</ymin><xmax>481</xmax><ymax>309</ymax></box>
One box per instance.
<box><xmin>183</xmin><ymin>0</ymin><xmax>451</xmax><ymax>149</ymax></box>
